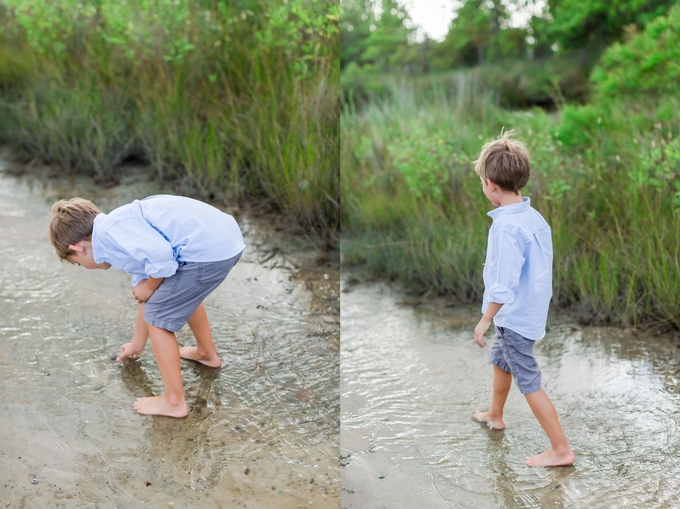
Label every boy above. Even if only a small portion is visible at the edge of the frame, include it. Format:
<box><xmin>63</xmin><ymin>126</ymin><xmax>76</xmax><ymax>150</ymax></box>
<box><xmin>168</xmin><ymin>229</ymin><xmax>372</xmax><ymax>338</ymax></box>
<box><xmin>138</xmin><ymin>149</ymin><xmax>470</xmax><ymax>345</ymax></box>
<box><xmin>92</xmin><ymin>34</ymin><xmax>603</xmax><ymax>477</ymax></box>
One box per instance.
<box><xmin>49</xmin><ymin>195</ymin><xmax>245</xmax><ymax>418</ymax></box>
<box><xmin>471</xmin><ymin>130</ymin><xmax>575</xmax><ymax>467</ymax></box>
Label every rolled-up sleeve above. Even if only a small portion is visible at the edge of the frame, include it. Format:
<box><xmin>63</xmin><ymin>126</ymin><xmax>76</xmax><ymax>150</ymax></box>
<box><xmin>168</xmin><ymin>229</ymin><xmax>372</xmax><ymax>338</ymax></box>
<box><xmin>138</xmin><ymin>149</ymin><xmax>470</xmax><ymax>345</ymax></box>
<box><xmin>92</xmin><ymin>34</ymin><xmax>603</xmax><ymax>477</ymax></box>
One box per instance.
<box><xmin>103</xmin><ymin>218</ymin><xmax>179</xmax><ymax>280</ymax></box>
<box><xmin>487</xmin><ymin>228</ymin><xmax>526</xmax><ymax>304</ymax></box>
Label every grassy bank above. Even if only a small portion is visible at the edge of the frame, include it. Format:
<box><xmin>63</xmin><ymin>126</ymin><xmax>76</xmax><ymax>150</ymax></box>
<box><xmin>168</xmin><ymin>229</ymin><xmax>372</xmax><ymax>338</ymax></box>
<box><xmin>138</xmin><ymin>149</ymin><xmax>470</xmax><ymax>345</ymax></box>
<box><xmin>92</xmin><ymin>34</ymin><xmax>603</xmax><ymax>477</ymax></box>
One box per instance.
<box><xmin>342</xmin><ymin>75</ymin><xmax>680</xmax><ymax>329</ymax></box>
<box><xmin>341</xmin><ymin>51</ymin><xmax>599</xmax><ymax>109</ymax></box>
<box><xmin>0</xmin><ymin>0</ymin><xmax>339</xmax><ymax>244</ymax></box>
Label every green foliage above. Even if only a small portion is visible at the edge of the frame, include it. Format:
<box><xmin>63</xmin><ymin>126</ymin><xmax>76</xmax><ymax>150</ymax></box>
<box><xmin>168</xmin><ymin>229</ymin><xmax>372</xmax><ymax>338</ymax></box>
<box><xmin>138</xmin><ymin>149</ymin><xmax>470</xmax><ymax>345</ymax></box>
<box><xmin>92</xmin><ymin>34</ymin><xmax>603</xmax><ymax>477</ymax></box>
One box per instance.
<box><xmin>341</xmin><ymin>53</ymin><xmax>596</xmax><ymax>110</ymax></box>
<box><xmin>343</xmin><ymin>79</ymin><xmax>680</xmax><ymax>329</ymax></box>
<box><xmin>339</xmin><ymin>0</ymin><xmax>678</xmax><ymax>110</ymax></box>
<box><xmin>532</xmin><ymin>0</ymin><xmax>676</xmax><ymax>52</ymax></box>
<box><xmin>591</xmin><ymin>4</ymin><xmax>680</xmax><ymax>97</ymax></box>
<box><xmin>360</xmin><ymin>0</ymin><xmax>412</xmax><ymax>71</ymax></box>
<box><xmin>340</xmin><ymin>0</ymin><xmax>374</xmax><ymax>68</ymax></box>
<box><xmin>434</xmin><ymin>0</ymin><xmax>501</xmax><ymax>66</ymax></box>
<box><xmin>0</xmin><ymin>0</ymin><xmax>340</xmax><ymax>240</ymax></box>
<box><xmin>476</xmin><ymin>53</ymin><xmax>595</xmax><ymax>108</ymax></box>
<box><xmin>389</xmin><ymin>127</ymin><xmax>453</xmax><ymax>203</ymax></box>
<box><xmin>557</xmin><ymin>103</ymin><xmax>607</xmax><ymax>147</ymax></box>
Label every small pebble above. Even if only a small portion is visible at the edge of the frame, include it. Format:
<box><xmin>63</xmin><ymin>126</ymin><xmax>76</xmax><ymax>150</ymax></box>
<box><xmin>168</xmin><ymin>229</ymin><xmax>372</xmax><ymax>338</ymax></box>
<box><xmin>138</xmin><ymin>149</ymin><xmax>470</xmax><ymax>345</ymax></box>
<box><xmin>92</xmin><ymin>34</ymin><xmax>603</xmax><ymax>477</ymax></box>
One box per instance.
<box><xmin>31</xmin><ymin>479</ymin><xmax>39</xmax><ymax>484</ymax></box>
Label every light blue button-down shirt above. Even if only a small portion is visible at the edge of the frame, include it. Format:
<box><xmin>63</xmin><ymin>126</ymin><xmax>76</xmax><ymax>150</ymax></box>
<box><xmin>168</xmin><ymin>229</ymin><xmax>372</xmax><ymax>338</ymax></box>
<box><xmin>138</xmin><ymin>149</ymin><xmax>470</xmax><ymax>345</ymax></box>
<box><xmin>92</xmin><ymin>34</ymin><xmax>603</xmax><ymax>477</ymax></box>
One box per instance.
<box><xmin>92</xmin><ymin>195</ymin><xmax>245</xmax><ymax>286</ymax></box>
<box><xmin>482</xmin><ymin>197</ymin><xmax>552</xmax><ymax>340</ymax></box>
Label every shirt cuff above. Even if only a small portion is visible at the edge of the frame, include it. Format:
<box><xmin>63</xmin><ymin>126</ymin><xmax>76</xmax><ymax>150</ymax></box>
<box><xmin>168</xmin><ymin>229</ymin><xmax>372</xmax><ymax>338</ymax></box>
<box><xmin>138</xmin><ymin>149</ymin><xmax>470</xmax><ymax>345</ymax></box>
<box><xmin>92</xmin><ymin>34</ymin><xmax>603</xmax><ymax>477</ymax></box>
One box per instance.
<box><xmin>487</xmin><ymin>282</ymin><xmax>516</xmax><ymax>304</ymax></box>
<box><xmin>145</xmin><ymin>259</ymin><xmax>178</xmax><ymax>279</ymax></box>
<box><xmin>131</xmin><ymin>274</ymin><xmax>147</xmax><ymax>287</ymax></box>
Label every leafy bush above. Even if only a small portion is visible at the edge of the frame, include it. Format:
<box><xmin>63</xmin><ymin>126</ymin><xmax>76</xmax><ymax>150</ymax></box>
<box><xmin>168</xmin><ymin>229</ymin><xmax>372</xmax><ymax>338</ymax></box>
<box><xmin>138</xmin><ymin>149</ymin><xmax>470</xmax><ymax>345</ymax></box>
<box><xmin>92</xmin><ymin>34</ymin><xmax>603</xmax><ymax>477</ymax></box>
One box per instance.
<box><xmin>591</xmin><ymin>4</ymin><xmax>680</xmax><ymax>97</ymax></box>
<box><xmin>343</xmin><ymin>79</ymin><xmax>680</xmax><ymax>329</ymax></box>
<box><xmin>341</xmin><ymin>52</ymin><xmax>599</xmax><ymax>110</ymax></box>
<box><xmin>0</xmin><ymin>0</ymin><xmax>340</xmax><ymax>239</ymax></box>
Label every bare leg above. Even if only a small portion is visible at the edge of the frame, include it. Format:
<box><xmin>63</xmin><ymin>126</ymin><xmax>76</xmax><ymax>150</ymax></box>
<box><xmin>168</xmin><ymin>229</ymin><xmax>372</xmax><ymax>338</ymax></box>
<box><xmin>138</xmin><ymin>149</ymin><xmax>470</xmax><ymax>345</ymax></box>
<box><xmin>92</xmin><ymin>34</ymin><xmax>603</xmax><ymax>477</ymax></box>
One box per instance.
<box><xmin>132</xmin><ymin>324</ymin><xmax>188</xmax><ymax>418</ymax></box>
<box><xmin>524</xmin><ymin>389</ymin><xmax>574</xmax><ymax>467</ymax></box>
<box><xmin>179</xmin><ymin>303</ymin><xmax>222</xmax><ymax>368</ymax></box>
<box><xmin>133</xmin><ymin>303</ymin><xmax>149</xmax><ymax>343</ymax></box>
<box><xmin>473</xmin><ymin>364</ymin><xmax>511</xmax><ymax>429</ymax></box>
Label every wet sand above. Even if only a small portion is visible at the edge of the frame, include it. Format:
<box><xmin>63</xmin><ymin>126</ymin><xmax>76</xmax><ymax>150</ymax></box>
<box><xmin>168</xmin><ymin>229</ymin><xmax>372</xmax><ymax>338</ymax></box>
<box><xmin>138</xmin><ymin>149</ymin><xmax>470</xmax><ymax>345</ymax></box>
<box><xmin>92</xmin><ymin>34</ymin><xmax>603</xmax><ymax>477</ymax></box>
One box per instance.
<box><xmin>0</xmin><ymin>167</ymin><xmax>339</xmax><ymax>508</ymax></box>
<box><xmin>341</xmin><ymin>281</ymin><xmax>680</xmax><ymax>509</ymax></box>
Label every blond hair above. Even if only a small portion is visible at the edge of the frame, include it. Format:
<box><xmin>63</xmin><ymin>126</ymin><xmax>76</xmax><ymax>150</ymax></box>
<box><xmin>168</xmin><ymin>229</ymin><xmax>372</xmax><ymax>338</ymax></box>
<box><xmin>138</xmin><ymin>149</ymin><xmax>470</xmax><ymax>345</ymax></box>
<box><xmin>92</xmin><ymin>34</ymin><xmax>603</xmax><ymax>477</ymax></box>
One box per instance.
<box><xmin>474</xmin><ymin>129</ymin><xmax>530</xmax><ymax>193</ymax></box>
<box><xmin>48</xmin><ymin>198</ymin><xmax>101</xmax><ymax>262</ymax></box>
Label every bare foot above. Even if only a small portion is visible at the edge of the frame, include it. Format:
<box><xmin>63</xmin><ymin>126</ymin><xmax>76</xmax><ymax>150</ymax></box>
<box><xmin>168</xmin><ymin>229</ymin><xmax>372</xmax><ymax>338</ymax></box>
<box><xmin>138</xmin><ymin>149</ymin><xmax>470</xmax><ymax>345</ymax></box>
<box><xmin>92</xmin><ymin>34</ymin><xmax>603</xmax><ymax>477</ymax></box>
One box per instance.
<box><xmin>526</xmin><ymin>448</ymin><xmax>575</xmax><ymax>467</ymax></box>
<box><xmin>472</xmin><ymin>410</ymin><xmax>505</xmax><ymax>430</ymax></box>
<box><xmin>132</xmin><ymin>395</ymin><xmax>188</xmax><ymax>418</ymax></box>
<box><xmin>179</xmin><ymin>346</ymin><xmax>222</xmax><ymax>368</ymax></box>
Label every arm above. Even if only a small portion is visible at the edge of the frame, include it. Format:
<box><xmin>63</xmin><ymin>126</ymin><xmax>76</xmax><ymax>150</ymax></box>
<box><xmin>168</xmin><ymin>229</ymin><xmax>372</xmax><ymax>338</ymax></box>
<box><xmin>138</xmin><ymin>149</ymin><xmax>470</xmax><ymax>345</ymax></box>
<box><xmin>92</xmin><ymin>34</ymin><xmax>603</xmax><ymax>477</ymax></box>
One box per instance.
<box><xmin>117</xmin><ymin>304</ymin><xmax>149</xmax><ymax>361</ymax></box>
<box><xmin>474</xmin><ymin>301</ymin><xmax>503</xmax><ymax>349</ymax></box>
<box><xmin>132</xmin><ymin>275</ymin><xmax>164</xmax><ymax>303</ymax></box>
<box><xmin>475</xmin><ymin>228</ymin><xmax>526</xmax><ymax>348</ymax></box>
<box><xmin>103</xmin><ymin>215</ymin><xmax>179</xmax><ymax>282</ymax></box>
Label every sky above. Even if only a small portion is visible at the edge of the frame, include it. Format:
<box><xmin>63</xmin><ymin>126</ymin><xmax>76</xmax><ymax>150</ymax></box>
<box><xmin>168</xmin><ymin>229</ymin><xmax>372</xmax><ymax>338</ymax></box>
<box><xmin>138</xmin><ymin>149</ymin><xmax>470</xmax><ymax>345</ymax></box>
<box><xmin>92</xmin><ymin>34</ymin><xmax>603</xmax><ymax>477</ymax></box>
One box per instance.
<box><xmin>395</xmin><ymin>0</ymin><xmax>546</xmax><ymax>42</ymax></box>
<box><xmin>401</xmin><ymin>0</ymin><xmax>458</xmax><ymax>42</ymax></box>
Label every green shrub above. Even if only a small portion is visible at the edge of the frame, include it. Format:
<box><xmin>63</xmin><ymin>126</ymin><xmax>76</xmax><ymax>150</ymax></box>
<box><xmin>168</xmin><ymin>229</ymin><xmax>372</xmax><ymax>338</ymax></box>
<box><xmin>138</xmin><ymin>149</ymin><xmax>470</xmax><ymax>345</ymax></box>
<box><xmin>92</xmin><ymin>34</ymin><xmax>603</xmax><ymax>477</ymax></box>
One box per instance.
<box><xmin>342</xmin><ymin>79</ymin><xmax>680</xmax><ymax>329</ymax></box>
<box><xmin>0</xmin><ymin>0</ymin><xmax>340</xmax><ymax>240</ymax></box>
<box><xmin>591</xmin><ymin>4</ymin><xmax>680</xmax><ymax>97</ymax></box>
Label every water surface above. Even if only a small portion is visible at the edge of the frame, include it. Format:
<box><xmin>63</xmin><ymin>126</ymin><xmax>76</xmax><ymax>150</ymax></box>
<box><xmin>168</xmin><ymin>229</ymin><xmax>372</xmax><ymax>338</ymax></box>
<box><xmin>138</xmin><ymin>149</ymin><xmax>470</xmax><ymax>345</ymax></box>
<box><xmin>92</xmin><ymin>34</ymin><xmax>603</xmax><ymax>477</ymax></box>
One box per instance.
<box><xmin>341</xmin><ymin>282</ymin><xmax>680</xmax><ymax>509</ymax></box>
<box><xmin>0</xmin><ymin>168</ymin><xmax>339</xmax><ymax>508</ymax></box>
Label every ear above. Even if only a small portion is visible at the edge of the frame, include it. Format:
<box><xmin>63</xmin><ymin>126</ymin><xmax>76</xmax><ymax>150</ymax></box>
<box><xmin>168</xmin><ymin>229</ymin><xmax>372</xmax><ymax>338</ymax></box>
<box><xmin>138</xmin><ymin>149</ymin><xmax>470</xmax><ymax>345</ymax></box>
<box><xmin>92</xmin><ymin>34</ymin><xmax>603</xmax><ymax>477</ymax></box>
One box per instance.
<box><xmin>485</xmin><ymin>178</ymin><xmax>497</xmax><ymax>192</ymax></box>
<box><xmin>68</xmin><ymin>241</ymin><xmax>86</xmax><ymax>254</ymax></box>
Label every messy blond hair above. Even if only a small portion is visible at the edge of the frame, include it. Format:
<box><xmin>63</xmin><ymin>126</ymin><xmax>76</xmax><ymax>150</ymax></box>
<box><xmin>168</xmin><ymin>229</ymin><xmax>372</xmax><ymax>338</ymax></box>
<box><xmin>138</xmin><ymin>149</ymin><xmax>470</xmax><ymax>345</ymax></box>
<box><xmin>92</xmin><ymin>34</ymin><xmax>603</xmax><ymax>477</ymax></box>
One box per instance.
<box><xmin>474</xmin><ymin>129</ymin><xmax>530</xmax><ymax>193</ymax></box>
<box><xmin>48</xmin><ymin>198</ymin><xmax>101</xmax><ymax>262</ymax></box>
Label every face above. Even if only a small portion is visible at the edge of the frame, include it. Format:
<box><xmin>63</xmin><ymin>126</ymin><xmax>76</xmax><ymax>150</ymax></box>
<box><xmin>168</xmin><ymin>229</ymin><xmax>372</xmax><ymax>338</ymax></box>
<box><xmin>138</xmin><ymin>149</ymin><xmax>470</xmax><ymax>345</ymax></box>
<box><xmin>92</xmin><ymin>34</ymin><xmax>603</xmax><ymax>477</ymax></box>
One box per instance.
<box><xmin>67</xmin><ymin>241</ymin><xmax>110</xmax><ymax>270</ymax></box>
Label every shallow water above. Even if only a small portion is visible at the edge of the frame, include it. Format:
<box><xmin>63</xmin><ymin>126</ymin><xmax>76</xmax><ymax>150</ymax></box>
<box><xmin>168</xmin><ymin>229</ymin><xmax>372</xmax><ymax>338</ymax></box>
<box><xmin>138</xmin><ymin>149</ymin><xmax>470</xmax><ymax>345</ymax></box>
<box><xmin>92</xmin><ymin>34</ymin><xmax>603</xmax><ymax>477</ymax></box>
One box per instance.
<box><xmin>0</xmin><ymin>168</ymin><xmax>339</xmax><ymax>508</ymax></box>
<box><xmin>341</xmin><ymin>282</ymin><xmax>680</xmax><ymax>509</ymax></box>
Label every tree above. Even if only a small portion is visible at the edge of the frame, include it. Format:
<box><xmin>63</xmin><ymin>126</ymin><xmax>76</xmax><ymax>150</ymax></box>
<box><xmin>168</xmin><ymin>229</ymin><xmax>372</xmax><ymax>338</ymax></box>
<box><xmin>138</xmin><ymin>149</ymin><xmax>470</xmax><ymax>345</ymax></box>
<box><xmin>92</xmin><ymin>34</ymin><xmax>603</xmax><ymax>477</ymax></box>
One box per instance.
<box><xmin>591</xmin><ymin>4</ymin><xmax>680</xmax><ymax>97</ymax></box>
<box><xmin>532</xmin><ymin>0</ymin><xmax>677</xmax><ymax>53</ymax></box>
<box><xmin>360</xmin><ymin>0</ymin><xmax>413</xmax><ymax>71</ymax></box>
<box><xmin>434</xmin><ymin>0</ymin><xmax>511</xmax><ymax>68</ymax></box>
<box><xmin>340</xmin><ymin>0</ymin><xmax>375</xmax><ymax>69</ymax></box>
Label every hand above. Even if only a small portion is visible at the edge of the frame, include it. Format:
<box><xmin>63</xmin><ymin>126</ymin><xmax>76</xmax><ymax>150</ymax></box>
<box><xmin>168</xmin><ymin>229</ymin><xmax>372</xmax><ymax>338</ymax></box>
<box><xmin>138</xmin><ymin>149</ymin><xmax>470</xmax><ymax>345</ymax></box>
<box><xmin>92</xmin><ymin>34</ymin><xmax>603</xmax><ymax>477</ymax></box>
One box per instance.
<box><xmin>474</xmin><ymin>317</ymin><xmax>492</xmax><ymax>349</ymax></box>
<box><xmin>117</xmin><ymin>342</ymin><xmax>144</xmax><ymax>361</ymax></box>
<box><xmin>132</xmin><ymin>279</ymin><xmax>154</xmax><ymax>303</ymax></box>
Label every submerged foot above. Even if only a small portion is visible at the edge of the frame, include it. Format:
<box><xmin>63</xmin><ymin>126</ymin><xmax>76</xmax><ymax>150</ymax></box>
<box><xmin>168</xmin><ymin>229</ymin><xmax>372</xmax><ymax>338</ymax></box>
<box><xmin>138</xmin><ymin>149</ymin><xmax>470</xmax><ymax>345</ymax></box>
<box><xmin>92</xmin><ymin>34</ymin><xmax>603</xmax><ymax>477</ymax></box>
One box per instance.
<box><xmin>526</xmin><ymin>448</ymin><xmax>575</xmax><ymax>467</ymax></box>
<box><xmin>179</xmin><ymin>346</ymin><xmax>222</xmax><ymax>368</ymax></box>
<box><xmin>132</xmin><ymin>395</ymin><xmax>188</xmax><ymax>418</ymax></box>
<box><xmin>472</xmin><ymin>410</ymin><xmax>505</xmax><ymax>430</ymax></box>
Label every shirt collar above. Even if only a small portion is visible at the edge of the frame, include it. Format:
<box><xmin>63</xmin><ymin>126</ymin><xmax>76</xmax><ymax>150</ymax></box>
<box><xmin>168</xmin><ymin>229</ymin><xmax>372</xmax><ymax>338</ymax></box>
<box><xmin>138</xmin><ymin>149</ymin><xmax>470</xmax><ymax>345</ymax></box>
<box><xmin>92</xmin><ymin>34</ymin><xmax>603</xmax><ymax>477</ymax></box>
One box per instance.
<box><xmin>91</xmin><ymin>213</ymin><xmax>110</xmax><ymax>264</ymax></box>
<box><xmin>487</xmin><ymin>196</ymin><xmax>530</xmax><ymax>219</ymax></box>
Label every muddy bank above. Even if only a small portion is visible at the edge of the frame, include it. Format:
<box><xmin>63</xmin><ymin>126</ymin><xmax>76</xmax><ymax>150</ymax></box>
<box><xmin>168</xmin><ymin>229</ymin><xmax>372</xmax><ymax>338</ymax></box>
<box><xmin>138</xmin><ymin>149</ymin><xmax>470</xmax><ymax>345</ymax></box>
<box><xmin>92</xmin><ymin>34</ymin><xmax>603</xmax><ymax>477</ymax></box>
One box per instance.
<box><xmin>0</xmin><ymin>165</ymin><xmax>339</xmax><ymax>508</ymax></box>
<box><xmin>341</xmin><ymin>281</ymin><xmax>680</xmax><ymax>509</ymax></box>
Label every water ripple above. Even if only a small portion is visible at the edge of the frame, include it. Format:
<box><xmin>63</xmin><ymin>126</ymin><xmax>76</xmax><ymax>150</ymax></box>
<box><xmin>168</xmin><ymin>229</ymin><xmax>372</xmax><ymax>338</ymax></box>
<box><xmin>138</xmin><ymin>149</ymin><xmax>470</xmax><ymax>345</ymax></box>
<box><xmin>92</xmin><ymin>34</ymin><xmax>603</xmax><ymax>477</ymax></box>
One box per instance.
<box><xmin>0</xmin><ymin>171</ymin><xmax>339</xmax><ymax>508</ymax></box>
<box><xmin>342</xmin><ymin>282</ymin><xmax>680</xmax><ymax>509</ymax></box>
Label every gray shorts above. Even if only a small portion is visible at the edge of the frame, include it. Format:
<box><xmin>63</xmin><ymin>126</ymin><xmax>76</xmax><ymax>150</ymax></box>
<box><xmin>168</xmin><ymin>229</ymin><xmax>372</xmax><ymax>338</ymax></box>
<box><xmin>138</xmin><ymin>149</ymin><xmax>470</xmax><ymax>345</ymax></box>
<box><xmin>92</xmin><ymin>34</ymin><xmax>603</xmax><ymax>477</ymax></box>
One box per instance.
<box><xmin>144</xmin><ymin>252</ymin><xmax>242</xmax><ymax>332</ymax></box>
<box><xmin>489</xmin><ymin>326</ymin><xmax>542</xmax><ymax>395</ymax></box>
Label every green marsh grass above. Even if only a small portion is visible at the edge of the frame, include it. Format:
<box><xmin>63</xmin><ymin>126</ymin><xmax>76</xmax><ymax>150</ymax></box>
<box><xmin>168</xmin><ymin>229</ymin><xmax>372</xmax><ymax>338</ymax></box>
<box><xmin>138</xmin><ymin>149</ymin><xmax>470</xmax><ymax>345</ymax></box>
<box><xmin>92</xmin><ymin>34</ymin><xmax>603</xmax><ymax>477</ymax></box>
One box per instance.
<box><xmin>0</xmin><ymin>0</ymin><xmax>339</xmax><ymax>241</ymax></box>
<box><xmin>342</xmin><ymin>76</ymin><xmax>680</xmax><ymax>329</ymax></box>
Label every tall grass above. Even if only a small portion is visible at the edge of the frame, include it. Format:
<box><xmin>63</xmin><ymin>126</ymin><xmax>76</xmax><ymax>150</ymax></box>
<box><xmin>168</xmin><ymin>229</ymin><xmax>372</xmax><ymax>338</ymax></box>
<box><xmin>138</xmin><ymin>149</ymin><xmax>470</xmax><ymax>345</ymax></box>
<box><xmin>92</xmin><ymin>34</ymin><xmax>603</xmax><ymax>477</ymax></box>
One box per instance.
<box><xmin>342</xmin><ymin>74</ymin><xmax>680</xmax><ymax>329</ymax></box>
<box><xmin>0</xmin><ymin>0</ymin><xmax>339</xmax><ymax>242</ymax></box>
